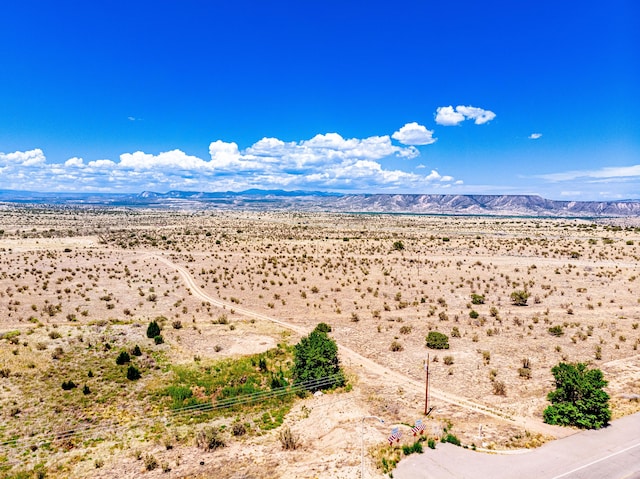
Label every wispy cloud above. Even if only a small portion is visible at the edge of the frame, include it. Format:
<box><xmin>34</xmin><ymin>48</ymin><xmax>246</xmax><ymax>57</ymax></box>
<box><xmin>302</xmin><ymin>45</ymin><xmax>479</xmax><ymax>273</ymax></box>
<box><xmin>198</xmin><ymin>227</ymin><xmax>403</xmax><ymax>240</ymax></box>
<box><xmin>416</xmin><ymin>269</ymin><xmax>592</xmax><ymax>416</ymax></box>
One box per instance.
<box><xmin>392</xmin><ymin>122</ymin><xmax>437</xmax><ymax>145</ymax></box>
<box><xmin>538</xmin><ymin>165</ymin><xmax>640</xmax><ymax>182</ymax></box>
<box><xmin>559</xmin><ymin>190</ymin><xmax>582</xmax><ymax>197</ymax></box>
<box><xmin>435</xmin><ymin>105</ymin><xmax>496</xmax><ymax>126</ymax></box>
<box><xmin>529</xmin><ymin>133</ymin><xmax>542</xmax><ymax>140</ymax></box>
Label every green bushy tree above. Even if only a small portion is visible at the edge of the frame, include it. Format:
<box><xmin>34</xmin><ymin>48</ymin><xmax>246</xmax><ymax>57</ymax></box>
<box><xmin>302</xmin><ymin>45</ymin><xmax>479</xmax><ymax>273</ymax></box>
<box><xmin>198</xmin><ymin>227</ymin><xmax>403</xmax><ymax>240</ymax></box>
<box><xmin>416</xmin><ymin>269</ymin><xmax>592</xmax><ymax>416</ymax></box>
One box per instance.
<box><xmin>293</xmin><ymin>327</ymin><xmax>344</xmax><ymax>392</ymax></box>
<box><xmin>426</xmin><ymin>331</ymin><xmax>449</xmax><ymax>350</ymax></box>
<box><xmin>543</xmin><ymin>362</ymin><xmax>611</xmax><ymax>429</ymax></box>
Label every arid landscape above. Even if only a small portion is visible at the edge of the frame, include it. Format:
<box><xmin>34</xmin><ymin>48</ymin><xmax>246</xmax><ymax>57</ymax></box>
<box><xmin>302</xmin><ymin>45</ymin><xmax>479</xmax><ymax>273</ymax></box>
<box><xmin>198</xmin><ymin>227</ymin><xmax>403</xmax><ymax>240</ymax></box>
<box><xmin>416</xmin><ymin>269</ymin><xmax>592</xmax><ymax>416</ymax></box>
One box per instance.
<box><xmin>1</xmin><ymin>205</ymin><xmax>640</xmax><ymax>478</ymax></box>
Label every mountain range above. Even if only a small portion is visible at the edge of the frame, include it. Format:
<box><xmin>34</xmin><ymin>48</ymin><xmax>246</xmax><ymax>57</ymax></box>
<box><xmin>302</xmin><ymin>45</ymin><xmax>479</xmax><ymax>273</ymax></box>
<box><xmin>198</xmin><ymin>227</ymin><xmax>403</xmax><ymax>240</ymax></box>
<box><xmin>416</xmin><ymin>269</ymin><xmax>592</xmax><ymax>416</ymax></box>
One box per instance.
<box><xmin>1</xmin><ymin>189</ymin><xmax>639</xmax><ymax>217</ymax></box>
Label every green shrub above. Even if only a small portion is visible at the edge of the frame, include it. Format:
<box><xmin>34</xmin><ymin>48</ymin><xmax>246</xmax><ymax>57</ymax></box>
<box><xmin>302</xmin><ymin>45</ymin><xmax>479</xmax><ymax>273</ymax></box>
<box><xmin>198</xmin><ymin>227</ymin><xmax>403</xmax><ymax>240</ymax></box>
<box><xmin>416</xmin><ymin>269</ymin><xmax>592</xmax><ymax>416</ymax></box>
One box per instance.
<box><xmin>392</xmin><ymin>240</ymin><xmax>405</xmax><ymax>251</ymax></box>
<box><xmin>548</xmin><ymin>325</ymin><xmax>564</xmax><ymax>337</ymax></box>
<box><xmin>154</xmin><ymin>335</ymin><xmax>164</xmax><ymax>345</ymax></box>
<box><xmin>469</xmin><ymin>310</ymin><xmax>479</xmax><ymax>319</ymax></box>
<box><xmin>471</xmin><ymin>294</ymin><xmax>485</xmax><ymax>305</ymax></box>
<box><xmin>116</xmin><ymin>351</ymin><xmax>131</xmax><ymax>365</ymax></box>
<box><xmin>61</xmin><ymin>380</ymin><xmax>76</xmax><ymax>390</ymax></box>
<box><xmin>126</xmin><ymin>365</ymin><xmax>141</xmax><ymax>381</ymax></box>
<box><xmin>441</xmin><ymin>433</ymin><xmax>461</xmax><ymax>446</ymax></box>
<box><xmin>314</xmin><ymin>322</ymin><xmax>332</xmax><ymax>333</ymax></box>
<box><xmin>426</xmin><ymin>331</ymin><xmax>449</xmax><ymax>350</ymax></box>
<box><xmin>427</xmin><ymin>438</ymin><xmax>436</xmax><ymax>449</ymax></box>
<box><xmin>146</xmin><ymin>321</ymin><xmax>161</xmax><ymax>339</ymax></box>
<box><xmin>510</xmin><ymin>290</ymin><xmax>530</xmax><ymax>306</ymax></box>
<box><xmin>402</xmin><ymin>440</ymin><xmax>423</xmax><ymax>455</ymax></box>
<box><xmin>131</xmin><ymin>345</ymin><xmax>142</xmax><ymax>356</ymax></box>
<box><xmin>2</xmin><ymin>330</ymin><xmax>21</xmax><ymax>342</ymax></box>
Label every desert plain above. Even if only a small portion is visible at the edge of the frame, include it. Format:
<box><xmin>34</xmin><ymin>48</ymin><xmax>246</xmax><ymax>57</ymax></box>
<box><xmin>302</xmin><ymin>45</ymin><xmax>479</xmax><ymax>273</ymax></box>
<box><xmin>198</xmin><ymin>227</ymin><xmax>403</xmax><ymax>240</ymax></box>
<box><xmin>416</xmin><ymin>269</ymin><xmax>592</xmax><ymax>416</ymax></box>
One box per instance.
<box><xmin>1</xmin><ymin>206</ymin><xmax>639</xmax><ymax>478</ymax></box>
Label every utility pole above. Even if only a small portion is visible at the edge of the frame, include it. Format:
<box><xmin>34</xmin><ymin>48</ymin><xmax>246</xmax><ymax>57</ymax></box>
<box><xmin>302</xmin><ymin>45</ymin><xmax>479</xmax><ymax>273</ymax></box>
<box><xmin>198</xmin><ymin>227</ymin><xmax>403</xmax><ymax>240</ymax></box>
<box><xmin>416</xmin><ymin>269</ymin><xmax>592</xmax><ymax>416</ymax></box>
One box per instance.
<box><xmin>424</xmin><ymin>354</ymin><xmax>434</xmax><ymax>416</ymax></box>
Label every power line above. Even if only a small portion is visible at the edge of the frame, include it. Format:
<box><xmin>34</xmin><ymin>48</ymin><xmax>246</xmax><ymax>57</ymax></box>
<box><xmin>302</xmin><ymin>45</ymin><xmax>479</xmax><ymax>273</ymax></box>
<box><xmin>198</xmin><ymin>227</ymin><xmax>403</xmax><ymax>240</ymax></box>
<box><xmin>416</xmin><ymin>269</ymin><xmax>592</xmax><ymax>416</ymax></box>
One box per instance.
<box><xmin>0</xmin><ymin>374</ymin><xmax>345</xmax><ymax>453</ymax></box>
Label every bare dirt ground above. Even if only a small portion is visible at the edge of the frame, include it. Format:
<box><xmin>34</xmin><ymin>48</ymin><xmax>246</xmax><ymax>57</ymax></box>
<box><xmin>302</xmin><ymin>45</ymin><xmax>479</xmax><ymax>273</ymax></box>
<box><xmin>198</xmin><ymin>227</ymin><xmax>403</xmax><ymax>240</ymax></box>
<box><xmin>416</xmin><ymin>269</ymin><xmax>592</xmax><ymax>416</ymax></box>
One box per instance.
<box><xmin>1</xmin><ymin>207</ymin><xmax>639</xmax><ymax>478</ymax></box>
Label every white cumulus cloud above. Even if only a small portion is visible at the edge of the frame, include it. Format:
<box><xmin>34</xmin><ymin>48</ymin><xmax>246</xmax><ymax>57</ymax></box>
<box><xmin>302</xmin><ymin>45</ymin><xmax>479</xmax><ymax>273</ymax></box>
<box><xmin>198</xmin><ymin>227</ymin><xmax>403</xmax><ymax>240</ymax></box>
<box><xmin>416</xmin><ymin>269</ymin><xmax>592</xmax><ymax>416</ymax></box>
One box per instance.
<box><xmin>0</xmin><ymin>129</ymin><xmax>461</xmax><ymax>193</ymax></box>
<box><xmin>529</xmin><ymin>133</ymin><xmax>542</xmax><ymax>140</ymax></box>
<box><xmin>0</xmin><ymin>148</ymin><xmax>46</xmax><ymax>166</ymax></box>
<box><xmin>120</xmin><ymin>150</ymin><xmax>210</xmax><ymax>170</ymax></box>
<box><xmin>392</xmin><ymin>122</ymin><xmax>437</xmax><ymax>145</ymax></box>
<box><xmin>435</xmin><ymin>105</ymin><xmax>496</xmax><ymax>126</ymax></box>
<box><xmin>64</xmin><ymin>157</ymin><xmax>84</xmax><ymax>167</ymax></box>
<box><xmin>434</xmin><ymin>106</ymin><xmax>466</xmax><ymax>126</ymax></box>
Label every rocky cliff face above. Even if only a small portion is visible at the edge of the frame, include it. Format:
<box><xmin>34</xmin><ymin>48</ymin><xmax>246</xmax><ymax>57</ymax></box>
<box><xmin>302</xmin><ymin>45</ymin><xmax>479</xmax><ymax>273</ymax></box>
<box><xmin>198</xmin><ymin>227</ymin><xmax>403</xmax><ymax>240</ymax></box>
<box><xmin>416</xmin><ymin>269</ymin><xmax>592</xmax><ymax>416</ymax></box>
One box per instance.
<box><xmin>328</xmin><ymin>194</ymin><xmax>640</xmax><ymax>216</ymax></box>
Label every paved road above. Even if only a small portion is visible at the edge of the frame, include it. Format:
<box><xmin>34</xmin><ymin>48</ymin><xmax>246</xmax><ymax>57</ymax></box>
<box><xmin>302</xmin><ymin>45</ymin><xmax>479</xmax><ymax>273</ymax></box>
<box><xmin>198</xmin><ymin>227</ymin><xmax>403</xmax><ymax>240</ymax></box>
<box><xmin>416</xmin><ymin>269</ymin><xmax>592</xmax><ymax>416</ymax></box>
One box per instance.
<box><xmin>394</xmin><ymin>412</ymin><xmax>640</xmax><ymax>479</ymax></box>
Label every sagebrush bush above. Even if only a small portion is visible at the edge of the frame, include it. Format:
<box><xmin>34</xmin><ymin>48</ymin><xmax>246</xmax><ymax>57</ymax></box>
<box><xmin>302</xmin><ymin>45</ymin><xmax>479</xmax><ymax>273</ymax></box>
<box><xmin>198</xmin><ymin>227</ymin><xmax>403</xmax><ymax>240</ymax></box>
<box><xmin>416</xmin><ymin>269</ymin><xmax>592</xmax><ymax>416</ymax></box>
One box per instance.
<box><xmin>144</xmin><ymin>454</ymin><xmax>158</xmax><ymax>471</ymax></box>
<box><xmin>232</xmin><ymin>423</ymin><xmax>247</xmax><ymax>437</ymax></box>
<box><xmin>278</xmin><ymin>426</ymin><xmax>300</xmax><ymax>450</ymax></box>
<box><xmin>196</xmin><ymin>426</ymin><xmax>225</xmax><ymax>451</ymax></box>
<box><xmin>493</xmin><ymin>380</ymin><xmax>507</xmax><ymax>396</ymax></box>
<box><xmin>511</xmin><ymin>290</ymin><xmax>530</xmax><ymax>306</ymax></box>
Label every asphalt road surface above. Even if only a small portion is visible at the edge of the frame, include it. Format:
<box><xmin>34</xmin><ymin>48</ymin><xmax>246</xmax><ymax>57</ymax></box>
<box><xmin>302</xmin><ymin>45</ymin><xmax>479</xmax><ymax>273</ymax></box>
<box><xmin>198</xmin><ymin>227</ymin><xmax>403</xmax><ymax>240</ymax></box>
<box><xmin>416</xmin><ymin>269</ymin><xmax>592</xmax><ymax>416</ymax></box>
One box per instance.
<box><xmin>394</xmin><ymin>412</ymin><xmax>640</xmax><ymax>479</ymax></box>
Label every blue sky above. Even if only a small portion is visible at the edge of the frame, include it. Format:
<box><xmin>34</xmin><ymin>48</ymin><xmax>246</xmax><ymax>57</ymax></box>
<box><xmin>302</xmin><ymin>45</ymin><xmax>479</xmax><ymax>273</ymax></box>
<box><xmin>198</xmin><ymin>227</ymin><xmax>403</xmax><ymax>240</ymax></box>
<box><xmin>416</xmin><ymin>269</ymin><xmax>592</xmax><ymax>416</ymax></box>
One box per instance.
<box><xmin>1</xmin><ymin>1</ymin><xmax>638</xmax><ymax>200</ymax></box>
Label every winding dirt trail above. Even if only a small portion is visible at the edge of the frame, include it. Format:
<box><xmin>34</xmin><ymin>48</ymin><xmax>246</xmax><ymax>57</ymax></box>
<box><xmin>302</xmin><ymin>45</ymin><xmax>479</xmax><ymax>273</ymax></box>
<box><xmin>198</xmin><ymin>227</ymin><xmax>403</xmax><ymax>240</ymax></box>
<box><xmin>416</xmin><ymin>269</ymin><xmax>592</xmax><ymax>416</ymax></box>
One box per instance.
<box><xmin>152</xmin><ymin>254</ymin><xmax>569</xmax><ymax>439</ymax></box>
